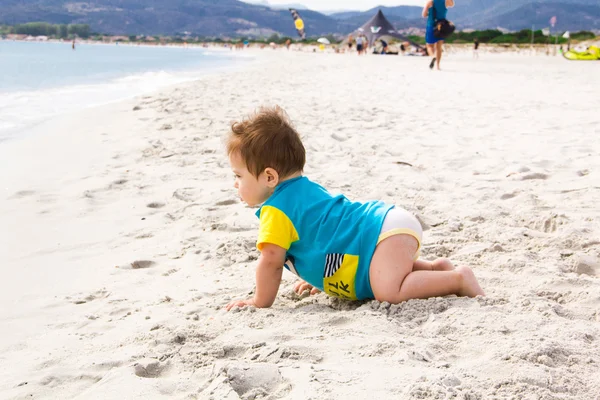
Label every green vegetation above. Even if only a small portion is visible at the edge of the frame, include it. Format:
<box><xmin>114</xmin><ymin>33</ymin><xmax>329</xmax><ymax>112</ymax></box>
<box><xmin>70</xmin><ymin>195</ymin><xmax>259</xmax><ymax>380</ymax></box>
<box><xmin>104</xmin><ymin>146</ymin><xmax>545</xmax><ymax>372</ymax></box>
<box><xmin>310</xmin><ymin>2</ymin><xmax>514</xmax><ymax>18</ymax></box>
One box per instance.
<box><xmin>2</xmin><ymin>22</ymin><xmax>91</xmax><ymax>38</ymax></box>
<box><xmin>1</xmin><ymin>23</ymin><xmax>596</xmax><ymax>47</ymax></box>
<box><xmin>445</xmin><ymin>29</ymin><xmax>595</xmax><ymax>45</ymax></box>
<box><xmin>389</xmin><ymin>30</ymin><xmax>595</xmax><ymax>46</ymax></box>
<box><xmin>407</xmin><ymin>35</ymin><xmax>425</xmax><ymax>45</ymax></box>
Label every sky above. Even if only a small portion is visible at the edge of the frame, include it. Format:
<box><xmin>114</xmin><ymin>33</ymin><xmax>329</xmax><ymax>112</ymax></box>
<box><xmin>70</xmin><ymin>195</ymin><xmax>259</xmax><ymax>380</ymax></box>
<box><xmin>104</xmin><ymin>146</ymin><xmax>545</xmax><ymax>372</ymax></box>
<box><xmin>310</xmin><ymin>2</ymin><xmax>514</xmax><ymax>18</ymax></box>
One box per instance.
<box><xmin>255</xmin><ymin>1</ymin><xmax>424</xmax><ymax>12</ymax></box>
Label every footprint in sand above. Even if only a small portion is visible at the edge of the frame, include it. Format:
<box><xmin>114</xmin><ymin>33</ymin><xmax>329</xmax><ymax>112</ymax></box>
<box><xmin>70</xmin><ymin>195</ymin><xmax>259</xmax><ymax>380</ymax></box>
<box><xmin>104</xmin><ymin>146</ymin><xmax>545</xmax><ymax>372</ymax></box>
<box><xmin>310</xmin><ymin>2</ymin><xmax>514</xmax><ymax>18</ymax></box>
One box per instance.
<box><xmin>526</xmin><ymin>214</ymin><xmax>568</xmax><ymax>233</ymax></box>
<box><xmin>69</xmin><ymin>289</ymin><xmax>110</xmax><ymax>305</ymax></box>
<box><xmin>571</xmin><ymin>255</ymin><xmax>600</xmax><ymax>277</ymax></box>
<box><xmin>135</xmin><ymin>232</ymin><xmax>154</xmax><ymax>239</ymax></box>
<box><xmin>408</xmin><ymin>349</ymin><xmax>434</xmax><ymax>363</ymax></box>
<box><xmin>108</xmin><ymin>179</ymin><xmax>128</xmax><ymax>190</ymax></box>
<box><xmin>519</xmin><ymin>172</ymin><xmax>549</xmax><ymax>180</ymax></box>
<box><xmin>116</xmin><ymin>260</ymin><xmax>156</xmax><ymax>270</ymax></box>
<box><xmin>211</xmin><ymin>222</ymin><xmax>254</xmax><ymax>233</ymax></box>
<box><xmin>506</xmin><ymin>169</ymin><xmax>549</xmax><ymax>181</ymax></box>
<box><xmin>221</xmin><ymin>364</ymin><xmax>291</xmax><ymax>399</ymax></box>
<box><xmin>133</xmin><ymin>359</ymin><xmax>167</xmax><ymax>378</ymax></box>
<box><xmin>500</xmin><ymin>191</ymin><xmax>519</xmax><ymax>200</ymax></box>
<box><xmin>9</xmin><ymin>190</ymin><xmax>36</xmax><ymax>199</ymax></box>
<box><xmin>215</xmin><ymin>199</ymin><xmax>238</xmax><ymax>206</ymax></box>
<box><xmin>172</xmin><ymin>187</ymin><xmax>199</xmax><ymax>202</ymax></box>
<box><xmin>147</xmin><ymin>202</ymin><xmax>165</xmax><ymax>209</ymax></box>
<box><xmin>162</xmin><ymin>268</ymin><xmax>179</xmax><ymax>277</ymax></box>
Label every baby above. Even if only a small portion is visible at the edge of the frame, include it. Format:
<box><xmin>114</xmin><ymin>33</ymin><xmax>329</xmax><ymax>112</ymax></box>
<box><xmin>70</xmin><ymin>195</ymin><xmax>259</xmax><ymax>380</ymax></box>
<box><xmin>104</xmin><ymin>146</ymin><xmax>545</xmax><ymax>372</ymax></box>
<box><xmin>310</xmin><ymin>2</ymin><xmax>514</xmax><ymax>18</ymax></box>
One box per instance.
<box><xmin>225</xmin><ymin>106</ymin><xmax>484</xmax><ymax>310</ymax></box>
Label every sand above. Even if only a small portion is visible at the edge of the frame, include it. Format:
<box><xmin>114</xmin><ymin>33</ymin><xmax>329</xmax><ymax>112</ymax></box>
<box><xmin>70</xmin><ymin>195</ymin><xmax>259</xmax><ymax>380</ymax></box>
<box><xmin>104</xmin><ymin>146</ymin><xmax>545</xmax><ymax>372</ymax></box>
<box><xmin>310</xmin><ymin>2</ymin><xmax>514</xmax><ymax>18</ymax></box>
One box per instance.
<box><xmin>1</xmin><ymin>49</ymin><xmax>599</xmax><ymax>400</ymax></box>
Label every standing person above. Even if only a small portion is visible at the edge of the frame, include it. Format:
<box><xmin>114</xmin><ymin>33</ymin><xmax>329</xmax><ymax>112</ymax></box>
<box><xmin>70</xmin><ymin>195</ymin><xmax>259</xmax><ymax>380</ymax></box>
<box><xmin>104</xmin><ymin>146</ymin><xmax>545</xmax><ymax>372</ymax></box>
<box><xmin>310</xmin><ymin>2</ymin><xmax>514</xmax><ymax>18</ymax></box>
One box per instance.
<box><xmin>347</xmin><ymin>34</ymin><xmax>354</xmax><ymax>52</ymax></box>
<box><xmin>422</xmin><ymin>0</ymin><xmax>455</xmax><ymax>70</ymax></box>
<box><xmin>473</xmin><ymin>37</ymin><xmax>479</xmax><ymax>59</ymax></box>
<box><xmin>363</xmin><ymin>35</ymin><xmax>370</xmax><ymax>54</ymax></box>
<box><xmin>356</xmin><ymin>35</ymin><xmax>364</xmax><ymax>56</ymax></box>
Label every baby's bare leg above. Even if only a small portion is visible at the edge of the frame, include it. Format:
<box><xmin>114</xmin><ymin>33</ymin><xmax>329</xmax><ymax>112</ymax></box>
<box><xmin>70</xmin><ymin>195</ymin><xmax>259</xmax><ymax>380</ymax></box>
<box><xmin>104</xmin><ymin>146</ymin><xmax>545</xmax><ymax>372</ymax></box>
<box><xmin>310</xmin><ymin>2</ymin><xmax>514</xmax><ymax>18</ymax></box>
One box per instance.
<box><xmin>370</xmin><ymin>236</ymin><xmax>484</xmax><ymax>303</ymax></box>
<box><xmin>413</xmin><ymin>258</ymin><xmax>455</xmax><ymax>271</ymax></box>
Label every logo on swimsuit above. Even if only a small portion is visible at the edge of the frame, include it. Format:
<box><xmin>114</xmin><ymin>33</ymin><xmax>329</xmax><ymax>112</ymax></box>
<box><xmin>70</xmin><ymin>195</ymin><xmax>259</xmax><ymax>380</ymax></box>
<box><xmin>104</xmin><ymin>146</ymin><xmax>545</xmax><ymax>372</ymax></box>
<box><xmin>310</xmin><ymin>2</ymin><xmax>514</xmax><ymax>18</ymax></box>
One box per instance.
<box><xmin>371</xmin><ymin>26</ymin><xmax>382</xmax><ymax>33</ymax></box>
<box><xmin>323</xmin><ymin>253</ymin><xmax>359</xmax><ymax>300</ymax></box>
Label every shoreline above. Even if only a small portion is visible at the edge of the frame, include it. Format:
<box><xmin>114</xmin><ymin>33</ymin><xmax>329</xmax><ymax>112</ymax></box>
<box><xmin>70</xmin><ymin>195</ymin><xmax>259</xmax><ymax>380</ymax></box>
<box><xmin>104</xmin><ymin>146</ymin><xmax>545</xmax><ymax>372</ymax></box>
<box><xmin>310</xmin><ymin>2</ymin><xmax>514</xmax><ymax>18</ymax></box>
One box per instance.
<box><xmin>0</xmin><ymin>42</ymin><xmax>259</xmax><ymax>143</ymax></box>
<box><xmin>1</xmin><ymin>49</ymin><xmax>599</xmax><ymax>399</ymax></box>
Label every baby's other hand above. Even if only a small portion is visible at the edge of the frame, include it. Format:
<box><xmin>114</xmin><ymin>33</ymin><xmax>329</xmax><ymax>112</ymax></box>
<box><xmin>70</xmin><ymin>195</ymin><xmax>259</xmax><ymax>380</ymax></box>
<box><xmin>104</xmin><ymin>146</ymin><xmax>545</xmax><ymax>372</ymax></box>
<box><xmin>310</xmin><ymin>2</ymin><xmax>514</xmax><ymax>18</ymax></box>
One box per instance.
<box><xmin>225</xmin><ymin>298</ymin><xmax>256</xmax><ymax>311</ymax></box>
<box><xmin>293</xmin><ymin>280</ymin><xmax>320</xmax><ymax>296</ymax></box>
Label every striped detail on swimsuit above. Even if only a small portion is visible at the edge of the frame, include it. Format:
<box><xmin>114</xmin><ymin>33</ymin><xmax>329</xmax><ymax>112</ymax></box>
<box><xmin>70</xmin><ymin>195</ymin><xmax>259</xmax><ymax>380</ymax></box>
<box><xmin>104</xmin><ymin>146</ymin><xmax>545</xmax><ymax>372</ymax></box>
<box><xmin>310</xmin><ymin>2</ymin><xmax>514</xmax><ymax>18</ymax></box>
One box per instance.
<box><xmin>324</xmin><ymin>253</ymin><xmax>345</xmax><ymax>278</ymax></box>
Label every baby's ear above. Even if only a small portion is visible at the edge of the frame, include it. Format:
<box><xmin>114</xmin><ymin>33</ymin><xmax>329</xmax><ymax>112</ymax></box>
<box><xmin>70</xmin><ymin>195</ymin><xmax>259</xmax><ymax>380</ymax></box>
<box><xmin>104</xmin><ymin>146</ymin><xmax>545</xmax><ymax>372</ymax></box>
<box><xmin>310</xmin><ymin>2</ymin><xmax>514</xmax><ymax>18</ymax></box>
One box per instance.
<box><xmin>264</xmin><ymin>168</ymin><xmax>280</xmax><ymax>187</ymax></box>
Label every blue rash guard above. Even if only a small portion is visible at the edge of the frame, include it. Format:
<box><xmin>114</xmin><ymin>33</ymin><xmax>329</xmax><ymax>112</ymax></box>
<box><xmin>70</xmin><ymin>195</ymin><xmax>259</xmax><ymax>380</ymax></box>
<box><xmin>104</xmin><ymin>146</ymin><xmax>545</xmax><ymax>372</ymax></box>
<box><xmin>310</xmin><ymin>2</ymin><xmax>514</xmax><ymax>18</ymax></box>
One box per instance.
<box><xmin>255</xmin><ymin>176</ymin><xmax>393</xmax><ymax>300</ymax></box>
<box><xmin>426</xmin><ymin>0</ymin><xmax>448</xmax><ymax>44</ymax></box>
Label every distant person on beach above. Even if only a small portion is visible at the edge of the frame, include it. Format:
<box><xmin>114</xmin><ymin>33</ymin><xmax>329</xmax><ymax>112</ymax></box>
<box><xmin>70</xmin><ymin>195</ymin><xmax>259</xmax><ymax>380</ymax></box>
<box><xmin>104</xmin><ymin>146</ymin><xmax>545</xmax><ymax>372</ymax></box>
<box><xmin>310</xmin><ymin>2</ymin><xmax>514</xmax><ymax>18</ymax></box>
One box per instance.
<box><xmin>347</xmin><ymin>34</ymin><xmax>354</xmax><ymax>51</ymax></box>
<box><xmin>473</xmin><ymin>38</ymin><xmax>480</xmax><ymax>59</ymax></box>
<box><xmin>379</xmin><ymin>39</ymin><xmax>389</xmax><ymax>54</ymax></box>
<box><xmin>423</xmin><ymin>0</ymin><xmax>455</xmax><ymax>70</ymax></box>
<box><xmin>72</xmin><ymin>40</ymin><xmax>76</xmax><ymax>50</ymax></box>
<box><xmin>224</xmin><ymin>106</ymin><xmax>485</xmax><ymax>311</ymax></box>
<box><xmin>356</xmin><ymin>35</ymin><xmax>365</xmax><ymax>55</ymax></box>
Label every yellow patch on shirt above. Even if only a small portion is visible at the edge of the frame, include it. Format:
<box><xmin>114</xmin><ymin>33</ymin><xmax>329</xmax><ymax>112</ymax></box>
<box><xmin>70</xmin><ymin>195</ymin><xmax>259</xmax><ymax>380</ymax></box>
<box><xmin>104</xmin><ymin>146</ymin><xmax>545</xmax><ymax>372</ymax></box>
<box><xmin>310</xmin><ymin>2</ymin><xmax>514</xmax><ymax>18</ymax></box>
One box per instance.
<box><xmin>323</xmin><ymin>254</ymin><xmax>359</xmax><ymax>300</ymax></box>
<box><xmin>257</xmin><ymin>205</ymin><xmax>299</xmax><ymax>251</ymax></box>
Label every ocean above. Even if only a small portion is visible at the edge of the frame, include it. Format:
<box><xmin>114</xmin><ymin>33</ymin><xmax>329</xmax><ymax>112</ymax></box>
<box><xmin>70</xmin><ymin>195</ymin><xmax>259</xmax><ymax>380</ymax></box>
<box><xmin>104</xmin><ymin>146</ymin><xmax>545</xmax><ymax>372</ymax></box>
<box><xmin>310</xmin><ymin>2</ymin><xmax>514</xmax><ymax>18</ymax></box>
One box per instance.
<box><xmin>0</xmin><ymin>40</ymin><xmax>250</xmax><ymax>142</ymax></box>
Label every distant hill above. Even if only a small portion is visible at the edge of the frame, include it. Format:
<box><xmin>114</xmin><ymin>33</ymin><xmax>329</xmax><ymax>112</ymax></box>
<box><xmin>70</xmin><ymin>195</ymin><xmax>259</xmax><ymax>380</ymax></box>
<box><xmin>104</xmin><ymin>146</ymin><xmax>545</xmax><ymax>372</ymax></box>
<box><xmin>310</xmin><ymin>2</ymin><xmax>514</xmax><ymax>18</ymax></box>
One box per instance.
<box><xmin>0</xmin><ymin>0</ymin><xmax>598</xmax><ymax>36</ymax></box>
<box><xmin>468</xmin><ymin>2</ymin><xmax>600</xmax><ymax>31</ymax></box>
<box><xmin>0</xmin><ymin>0</ymin><xmax>353</xmax><ymax>37</ymax></box>
<box><xmin>331</xmin><ymin>6</ymin><xmax>423</xmax><ymax>20</ymax></box>
<box><xmin>331</xmin><ymin>1</ymin><xmax>600</xmax><ymax>32</ymax></box>
<box><xmin>447</xmin><ymin>0</ymin><xmax>599</xmax><ymax>30</ymax></box>
<box><xmin>241</xmin><ymin>1</ymin><xmax>309</xmax><ymax>11</ymax></box>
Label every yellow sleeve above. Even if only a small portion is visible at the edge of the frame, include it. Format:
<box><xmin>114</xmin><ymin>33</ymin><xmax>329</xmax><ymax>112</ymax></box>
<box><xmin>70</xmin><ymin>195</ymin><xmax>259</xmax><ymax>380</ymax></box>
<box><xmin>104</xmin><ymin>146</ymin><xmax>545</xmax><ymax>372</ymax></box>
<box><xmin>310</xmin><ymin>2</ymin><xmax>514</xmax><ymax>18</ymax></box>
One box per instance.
<box><xmin>257</xmin><ymin>205</ymin><xmax>299</xmax><ymax>251</ymax></box>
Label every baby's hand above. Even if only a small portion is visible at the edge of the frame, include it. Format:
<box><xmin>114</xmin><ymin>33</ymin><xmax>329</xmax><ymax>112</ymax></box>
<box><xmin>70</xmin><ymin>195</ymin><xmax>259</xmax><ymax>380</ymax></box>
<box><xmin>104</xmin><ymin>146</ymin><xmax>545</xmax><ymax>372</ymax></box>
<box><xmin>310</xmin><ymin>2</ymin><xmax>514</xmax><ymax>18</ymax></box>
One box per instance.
<box><xmin>225</xmin><ymin>298</ymin><xmax>256</xmax><ymax>311</ymax></box>
<box><xmin>293</xmin><ymin>280</ymin><xmax>320</xmax><ymax>296</ymax></box>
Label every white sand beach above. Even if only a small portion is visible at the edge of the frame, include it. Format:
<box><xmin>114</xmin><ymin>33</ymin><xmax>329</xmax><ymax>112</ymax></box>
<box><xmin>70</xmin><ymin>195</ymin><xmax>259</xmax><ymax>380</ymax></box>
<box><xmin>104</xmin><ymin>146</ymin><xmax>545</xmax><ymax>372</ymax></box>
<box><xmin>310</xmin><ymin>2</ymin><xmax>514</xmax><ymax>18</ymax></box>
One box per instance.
<box><xmin>1</xmin><ymin>49</ymin><xmax>599</xmax><ymax>400</ymax></box>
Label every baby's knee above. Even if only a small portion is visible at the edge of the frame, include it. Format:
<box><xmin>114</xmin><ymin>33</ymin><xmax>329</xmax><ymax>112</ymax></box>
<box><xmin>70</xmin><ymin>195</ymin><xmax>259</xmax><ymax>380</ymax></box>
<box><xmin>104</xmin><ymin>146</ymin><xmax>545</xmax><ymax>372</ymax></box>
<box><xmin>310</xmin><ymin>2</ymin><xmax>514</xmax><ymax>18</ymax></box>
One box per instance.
<box><xmin>432</xmin><ymin>257</ymin><xmax>454</xmax><ymax>271</ymax></box>
<box><xmin>373</xmin><ymin>291</ymin><xmax>401</xmax><ymax>304</ymax></box>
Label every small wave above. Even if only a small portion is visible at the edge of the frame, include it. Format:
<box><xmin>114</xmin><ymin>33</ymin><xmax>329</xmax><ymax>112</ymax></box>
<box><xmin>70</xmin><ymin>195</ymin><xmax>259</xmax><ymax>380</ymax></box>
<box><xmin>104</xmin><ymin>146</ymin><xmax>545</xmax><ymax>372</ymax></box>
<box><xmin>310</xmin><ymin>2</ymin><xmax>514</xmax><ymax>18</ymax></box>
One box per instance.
<box><xmin>0</xmin><ymin>69</ymin><xmax>198</xmax><ymax>140</ymax></box>
<box><xmin>115</xmin><ymin>70</ymin><xmax>178</xmax><ymax>84</ymax></box>
<box><xmin>0</xmin><ymin>49</ymin><xmax>250</xmax><ymax>142</ymax></box>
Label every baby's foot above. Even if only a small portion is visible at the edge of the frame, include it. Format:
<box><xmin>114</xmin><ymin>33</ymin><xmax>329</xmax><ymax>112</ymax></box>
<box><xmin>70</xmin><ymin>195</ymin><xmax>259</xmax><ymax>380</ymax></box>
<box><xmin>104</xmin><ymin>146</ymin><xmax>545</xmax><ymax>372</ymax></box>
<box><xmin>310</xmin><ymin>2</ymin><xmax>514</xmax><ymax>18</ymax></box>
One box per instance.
<box><xmin>432</xmin><ymin>258</ymin><xmax>455</xmax><ymax>271</ymax></box>
<box><xmin>456</xmin><ymin>266</ymin><xmax>485</xmax><ymax>297</ymax></box>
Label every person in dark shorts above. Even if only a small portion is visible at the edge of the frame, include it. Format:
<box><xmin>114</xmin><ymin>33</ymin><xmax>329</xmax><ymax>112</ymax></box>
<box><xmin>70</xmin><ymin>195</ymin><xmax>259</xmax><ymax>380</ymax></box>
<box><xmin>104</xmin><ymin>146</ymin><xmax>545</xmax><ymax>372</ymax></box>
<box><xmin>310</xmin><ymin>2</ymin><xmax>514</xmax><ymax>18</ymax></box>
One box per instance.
<box><xmin>356</xmin><ymin>35</ymin><xmax>365</xmax><ymax>55</ymax></box>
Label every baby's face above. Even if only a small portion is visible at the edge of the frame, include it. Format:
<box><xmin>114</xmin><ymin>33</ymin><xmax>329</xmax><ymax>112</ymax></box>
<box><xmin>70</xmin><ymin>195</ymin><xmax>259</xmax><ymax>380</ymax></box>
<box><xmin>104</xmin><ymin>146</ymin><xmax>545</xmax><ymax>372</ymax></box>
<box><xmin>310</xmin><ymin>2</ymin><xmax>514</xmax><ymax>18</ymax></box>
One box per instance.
<box><xmin>229</xmin><ymin>152</ymin><xmax>271</xmax><ymax>207</ymax></box>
